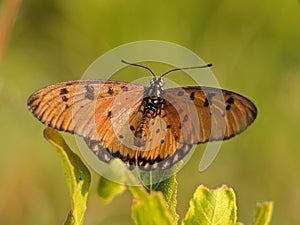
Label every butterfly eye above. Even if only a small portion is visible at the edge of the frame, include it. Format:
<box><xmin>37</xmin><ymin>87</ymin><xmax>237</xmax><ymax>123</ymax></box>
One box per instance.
<box><xmin>159</xmin><ymin>78</ymin><xmax>165</xmax><ymax>86</ymax></box>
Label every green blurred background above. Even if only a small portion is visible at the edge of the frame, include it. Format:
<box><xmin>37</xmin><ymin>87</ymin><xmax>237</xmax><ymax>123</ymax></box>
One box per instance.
<box><xmin>1</xmin><ymin>0</ymin><xmax>299</xmax><ymax>224</ymax></box>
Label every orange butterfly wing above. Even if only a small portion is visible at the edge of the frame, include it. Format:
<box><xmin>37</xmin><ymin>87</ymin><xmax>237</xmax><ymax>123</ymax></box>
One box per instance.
<box><xmin>27</xmin><ymin>80</ymin><xmax>145</xmax><ymax>138</ymax></box>
<box><xmin>83</xmin><ymin>86</ymin><xmax>257</xmax><ymax>169</ymax></box>
<box><xmin>84</xmin><ymin>99</ymin><xmax>191</xmax><ymax>169</ymax></box>
<box><xmin>28</xmin><ymin>80</ymin><xmax>183</xmax><ymax>169</ymax></box>
<box><xmin>28</xmin><ymin>80</ymin><xmax>257</xmax><ymax>170</ymax></box>
<box><xmin>164</xmin><ymin>86</ymin><xmax>257</xmax><ymax>144</ymax></box>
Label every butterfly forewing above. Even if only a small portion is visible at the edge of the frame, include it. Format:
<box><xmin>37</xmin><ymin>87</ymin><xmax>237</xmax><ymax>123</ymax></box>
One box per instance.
<box><xmin>165</xmin><ymin>86</ymin><xmax>257</xmax><ymax>144</ymax></box>
<box><xmin>27</xmin><ymin>80</ymin><xmax>145</xmax><ymax>137</ymax></box>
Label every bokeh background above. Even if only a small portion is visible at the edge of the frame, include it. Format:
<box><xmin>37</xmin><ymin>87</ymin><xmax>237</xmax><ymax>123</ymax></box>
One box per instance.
<box><xmin>1</xmin><ymin>0</ymin><xmax>299</xmax><ymax>224</ymax></box>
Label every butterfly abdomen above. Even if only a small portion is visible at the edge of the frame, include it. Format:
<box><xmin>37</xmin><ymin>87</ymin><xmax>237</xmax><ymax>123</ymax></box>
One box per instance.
<box><xmin>134</xmin><ymin>96</ymin><xmax>164</xmax><ymax>147</ymax></box>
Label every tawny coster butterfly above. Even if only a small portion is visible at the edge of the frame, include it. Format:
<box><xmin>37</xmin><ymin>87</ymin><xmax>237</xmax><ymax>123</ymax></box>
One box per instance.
<box><xmin>27</xmin><ymin>60</ymin><xmax>257</xmax><ymax>170</ymax></box>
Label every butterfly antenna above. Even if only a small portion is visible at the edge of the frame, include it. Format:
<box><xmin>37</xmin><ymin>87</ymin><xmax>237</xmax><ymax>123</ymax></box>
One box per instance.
<box><xmin>121</xmin><ymin>60</ymin><xmax>157</xmax><ymax>77</ymax></box>
<box><xmin>160</xmin><ymin>63</ymin><xmax>212</xmax><ymax>77</ymax></box>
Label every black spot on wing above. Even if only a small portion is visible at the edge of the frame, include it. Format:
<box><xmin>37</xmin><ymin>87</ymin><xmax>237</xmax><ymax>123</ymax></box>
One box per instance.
<box><xmin>84</xmin><ymin>85</ymin><xmax>94</xmax><ymax>100</ymax></box>
<box><xmin>177</xmin><ymin>90</ymin><xmax>184</xmax><ymax>96</ymax></box>
<box><xmin>183</xmin><ymin>114</ymin><xmax>188</xmax><ymax>122</ymax></box>
<box><xmin>190</xmin><ymin>92</ymin><xmax>195</xmax><ymax>100</ymax></box>
<box><xmin>203</xmin><ymin>100</ymin><xmax>209</xmax><ymax>107</ymax></box>
<box><xmin>61</xmin><ymin>96</ymin><xmax>68</xmax><ymax>102</ymax></box>
<box><xmin>107</xmin><ymin>111</ymin><xmax>113</xmax><ymax>118</ymax></box>
<box><xmin>60</xmin><ymin>88</ymin><xmax>69</xmax><ymax>95</ymax></box>
<box><xmin>122</xmin><ymin>86</ymin><xmax>129</xmax><ymax>92</ymax></box>
<box><xmin>226</xmin><ymin>97</ymin><xmax>234</xmax><ymax>105</ymax></box>
<box><xmin>107</xmin><ymin>86</ymin><xmax>114</xmax><ymax>95</ymax></box>
<box><xmin>203</xmin><ymin>92</ymin><xmax>216</xmax><ymax>107</ymax></box>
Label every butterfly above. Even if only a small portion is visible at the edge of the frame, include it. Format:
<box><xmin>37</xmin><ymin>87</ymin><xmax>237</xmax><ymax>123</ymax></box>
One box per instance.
<box><xmin>27</xmin><ymin>60</ymin><xmax>257</xmax><ymax>170</ymax></box>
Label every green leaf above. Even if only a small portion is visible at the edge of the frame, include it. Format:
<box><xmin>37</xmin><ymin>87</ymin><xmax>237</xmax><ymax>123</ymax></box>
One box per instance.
<box><xmin>97</xmin><ymin>176</ymin><xmax>126</xmax><ymax>203</ymax></box>
<box><xmin>97</xmin><ymin>159</ymin><xmax>127</xmax><ymax>203</ymax></box>
<box><xmin>44</xmin><ymin>128</ymin><xmax>91</xmax><ymax>225</ymax></box>
<box><xmin>129</xmin><ymin>184</ymin><xmax>175</xmax><ymax>225</ymax></box>
<box><xmin>152</xmin><ymin>175</ymin><xmax>179</xmax><ymax>224</ymax></box>
<box><xmin>252</xmin><ymin>202</ymin><xmax>273</xmax><ymax>225</ymax></box>
<box><xmin>182</xmin><ymin>185</ymin><xmax>237</xmax><ymax>225</ymax></box>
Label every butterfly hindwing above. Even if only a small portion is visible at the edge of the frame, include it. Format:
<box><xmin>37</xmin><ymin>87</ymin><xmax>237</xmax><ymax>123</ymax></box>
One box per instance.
<box><xmin>85</xmin><ymin>102</ymin><xmax>191</xmax><ymax>169</ymax></box>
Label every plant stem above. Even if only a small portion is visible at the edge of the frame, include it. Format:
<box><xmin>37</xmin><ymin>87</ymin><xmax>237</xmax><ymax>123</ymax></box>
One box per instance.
<box><xmin>0</xmin><ymin>0</ymin><xmax>22</xmax><ymax>61</ymax></box>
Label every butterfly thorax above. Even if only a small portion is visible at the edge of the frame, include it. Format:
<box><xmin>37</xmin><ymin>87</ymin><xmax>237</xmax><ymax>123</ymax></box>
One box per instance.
<box><xmin>134</xmin><ymin>77</ymin><xmax>165</xmax><ymax>146</ymax></box>
<box><xmin>145</xmin><ymin>77</ymin><xmax>165</xmax><ymax>98</ymax></box>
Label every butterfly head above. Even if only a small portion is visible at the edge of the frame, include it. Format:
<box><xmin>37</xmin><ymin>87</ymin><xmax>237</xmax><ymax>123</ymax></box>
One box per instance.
<box><xmin>121</xmin><ymin>59</ymin><xmax>212</xmax><ymax>98</ymax></box>
<box><xmin>150</xmin><ymin>77</ymin><xmax>165</xmax><ymax>87</ymax></box>
<box><xmin>147</xmin><ymin>77</ymin><xmax>165</xmax><ymax>98</ymax></box>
